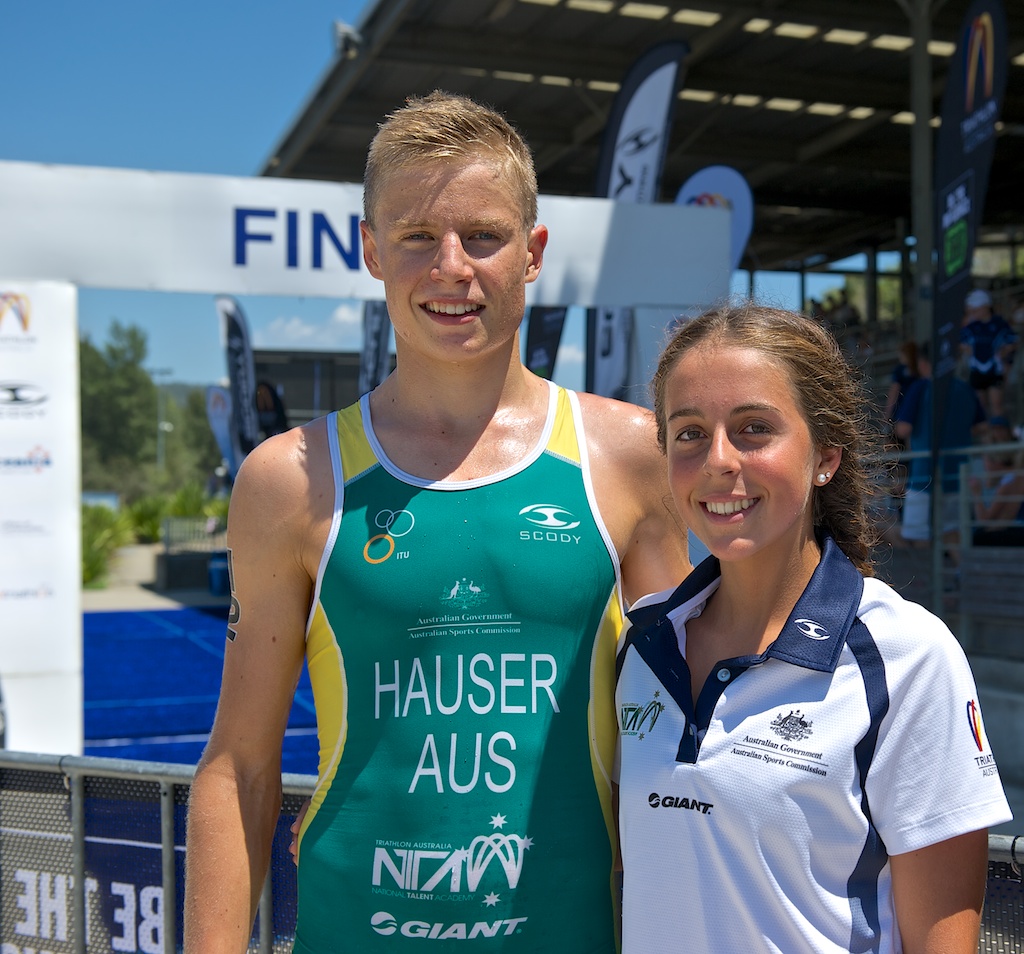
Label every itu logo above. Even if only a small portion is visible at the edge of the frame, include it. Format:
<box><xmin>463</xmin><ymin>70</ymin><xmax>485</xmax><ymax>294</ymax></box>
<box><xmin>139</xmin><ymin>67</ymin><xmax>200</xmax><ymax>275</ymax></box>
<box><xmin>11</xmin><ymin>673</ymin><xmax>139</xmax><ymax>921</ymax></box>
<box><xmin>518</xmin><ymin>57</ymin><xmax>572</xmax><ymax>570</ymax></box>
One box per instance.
<box><xmin>0</xmin><ymin>293</ymin><xmax>30</xmax><ymax>333</ymax></box>
<box><xmin>363</xmin><ymin>508</ymin><xmax>415</xmax><ymax>564</ymax></box>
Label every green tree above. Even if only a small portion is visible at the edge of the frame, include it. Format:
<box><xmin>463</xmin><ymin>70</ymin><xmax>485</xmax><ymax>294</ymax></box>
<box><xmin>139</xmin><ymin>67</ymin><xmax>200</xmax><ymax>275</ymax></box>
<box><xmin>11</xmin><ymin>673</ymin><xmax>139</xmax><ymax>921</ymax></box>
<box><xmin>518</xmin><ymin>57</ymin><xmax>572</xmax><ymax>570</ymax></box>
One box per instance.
<box><xmin>80</xmin><ymin>321</ymin><xmax>223</xmax><ymax>499</ymax></box>
<box><xmin>80</xmin><ymin>322</ymin><xmax>157</xmax><ymax>496</ymax></box>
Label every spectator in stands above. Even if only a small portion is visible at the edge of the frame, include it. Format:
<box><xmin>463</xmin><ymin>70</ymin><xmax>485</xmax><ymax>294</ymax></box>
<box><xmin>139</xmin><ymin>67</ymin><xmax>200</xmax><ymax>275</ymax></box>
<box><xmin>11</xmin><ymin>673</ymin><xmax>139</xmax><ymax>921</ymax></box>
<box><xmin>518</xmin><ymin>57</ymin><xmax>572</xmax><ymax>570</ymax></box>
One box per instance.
<box><xmin>895</xmin><ymin>341</ymin><xmax>986</xmax><ymax>548</ymax></box>
<box><xmin>969</xmin><ymin>415</ymin><xmax>1024</xmax><ymax>547</ymax></box>
<box><xmin>960</xmin><ymin>288</ymin><xmax>1017</xmax><ymax>418</ymax></box>
<box><xmin>883</xmin><ymin>340</ymin><xmax>920</xmax><ymax>443</ymax></box>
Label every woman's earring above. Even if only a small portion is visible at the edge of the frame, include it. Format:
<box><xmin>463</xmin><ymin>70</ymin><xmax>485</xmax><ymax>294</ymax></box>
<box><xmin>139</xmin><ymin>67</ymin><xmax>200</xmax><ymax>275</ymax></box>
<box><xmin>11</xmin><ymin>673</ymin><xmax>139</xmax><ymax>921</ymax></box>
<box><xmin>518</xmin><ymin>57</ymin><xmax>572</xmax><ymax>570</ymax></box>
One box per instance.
<box><xmin>817</xmin><ymin>472</ymin><xmax>830</xmax><ymax>484</ymax></box>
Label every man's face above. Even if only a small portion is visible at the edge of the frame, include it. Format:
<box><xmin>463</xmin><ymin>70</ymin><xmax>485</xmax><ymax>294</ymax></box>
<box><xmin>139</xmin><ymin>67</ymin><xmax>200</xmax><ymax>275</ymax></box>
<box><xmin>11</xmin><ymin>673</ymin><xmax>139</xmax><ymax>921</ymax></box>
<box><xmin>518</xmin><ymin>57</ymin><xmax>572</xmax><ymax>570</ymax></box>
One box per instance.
<box><xmin>360</xmin><ymin>159</ymin><xmax>546</xmax><ymax>368</ymax></box>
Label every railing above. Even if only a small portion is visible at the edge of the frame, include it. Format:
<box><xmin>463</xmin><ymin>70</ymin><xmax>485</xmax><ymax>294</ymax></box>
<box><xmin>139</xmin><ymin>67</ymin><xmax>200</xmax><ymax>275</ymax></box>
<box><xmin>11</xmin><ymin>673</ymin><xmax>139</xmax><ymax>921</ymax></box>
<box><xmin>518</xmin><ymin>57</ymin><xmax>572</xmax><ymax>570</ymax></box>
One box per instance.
<box><xmin>872</xmin><ymin>440</ymin><xmax>1024</xmax><ymax>625</ymax></box>
<box><xmin>0</xmin><ymin>751</ymin><xmax>1020</xmax><ymax>953</ymax></box>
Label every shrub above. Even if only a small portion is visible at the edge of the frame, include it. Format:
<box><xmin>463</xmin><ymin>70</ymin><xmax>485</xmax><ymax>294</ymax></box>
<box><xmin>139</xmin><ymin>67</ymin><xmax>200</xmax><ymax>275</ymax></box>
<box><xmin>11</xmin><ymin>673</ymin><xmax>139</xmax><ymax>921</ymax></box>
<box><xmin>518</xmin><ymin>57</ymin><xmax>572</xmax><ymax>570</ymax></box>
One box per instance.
<box><xmin>82</xmin><ymin>505</ymin><xmax>134</xmax><ymax>587</ymax></box>
<box><xmin>126</xmin><ymin>495</ymin><xmax>169</xmax><ymax>544</ymax></box>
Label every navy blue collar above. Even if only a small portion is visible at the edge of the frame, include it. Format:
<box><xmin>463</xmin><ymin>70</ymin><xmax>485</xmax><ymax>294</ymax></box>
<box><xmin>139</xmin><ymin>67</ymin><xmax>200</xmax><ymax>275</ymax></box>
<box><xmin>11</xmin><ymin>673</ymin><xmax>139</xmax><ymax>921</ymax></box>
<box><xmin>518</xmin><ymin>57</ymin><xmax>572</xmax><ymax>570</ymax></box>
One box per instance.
<box><xmin>626</xmin><ymin>535</ymin><xmax>864</xmax><ymax>674</ymax></box>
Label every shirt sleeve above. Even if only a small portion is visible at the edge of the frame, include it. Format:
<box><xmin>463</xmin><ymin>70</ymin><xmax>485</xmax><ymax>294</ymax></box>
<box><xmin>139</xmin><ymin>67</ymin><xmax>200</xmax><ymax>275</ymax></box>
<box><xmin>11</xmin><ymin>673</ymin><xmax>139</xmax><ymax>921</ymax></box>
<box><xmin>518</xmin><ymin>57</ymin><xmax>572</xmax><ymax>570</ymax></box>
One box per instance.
<box><xmin>864</xmin><ymin>603</ymin><xmax>1012</xmax><ymax>855</ymax></box>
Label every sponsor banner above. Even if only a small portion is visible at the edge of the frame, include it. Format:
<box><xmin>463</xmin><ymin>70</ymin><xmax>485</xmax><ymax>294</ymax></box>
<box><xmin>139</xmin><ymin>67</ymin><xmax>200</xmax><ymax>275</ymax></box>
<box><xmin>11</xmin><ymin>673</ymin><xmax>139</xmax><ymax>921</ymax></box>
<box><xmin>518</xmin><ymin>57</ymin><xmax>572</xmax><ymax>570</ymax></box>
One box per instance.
<box><xmin>0</xmin><ymin>159</ymin><xmax>726</xmax><ymax>309</ymax></box>
<box><xmin>0</xmin><ymin>281</ymin><xmax>81</xmax><ymax>754</ymax></box>
<box><xmin>359</xmin><ymin>300</ymin><xmax>392</xmax><ymax>395</ymax></box>
<box><xmin>217</xmin><ymin>296</ymin><xmax>260</xmax><ymax>469</ymax></box>
<box><xmin>206</xmin><ymin>385</ymin><xmax>237</xmax><ymax>477</ymax></box>
<box><xmin>585</xmin><ymin>307</ymin><xmax>634</xmax><ymax>400</ymax></box>
<box><xmin>594</xmin><ymin>41</ymin><xmax>690</xmax><ymax>202</ymax></box>
<box><xmin>589</xmin><ymin>41</ymin><xmax>690</xmax><ymax>396</ymax></box>
<box><xmin>524</xmin><ymin>306</ymin><xmax>568</xmax><ymax>380</ymax></box>
<box><xmin>932</xmin><ymin>0</ymin><xmax>1008</xmax><ymax>416</ymax></box>
<box><xmin>676</xmin><ymin>165</ymin><xmax>754</xmax><ymax>272</ymax></box>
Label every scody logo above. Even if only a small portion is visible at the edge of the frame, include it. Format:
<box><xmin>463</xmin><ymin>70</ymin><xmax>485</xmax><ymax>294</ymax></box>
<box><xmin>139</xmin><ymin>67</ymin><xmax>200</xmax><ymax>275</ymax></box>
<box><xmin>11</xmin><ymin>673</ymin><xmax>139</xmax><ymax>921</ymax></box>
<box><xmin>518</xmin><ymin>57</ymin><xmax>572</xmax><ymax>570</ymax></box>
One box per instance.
<box><xmin>518</xmin><ymin>504</ymin><xmax>581</xmax><ymax>545</ymax></box>
<box><xmin>370</xmin><ymin>911</ymin><xmax>528</xmax><ymax>940</ymax></box>
<box><xmin>0</xmin><ymin>384</ymin><xmax>47</xmax><ymax>407</ymax></box>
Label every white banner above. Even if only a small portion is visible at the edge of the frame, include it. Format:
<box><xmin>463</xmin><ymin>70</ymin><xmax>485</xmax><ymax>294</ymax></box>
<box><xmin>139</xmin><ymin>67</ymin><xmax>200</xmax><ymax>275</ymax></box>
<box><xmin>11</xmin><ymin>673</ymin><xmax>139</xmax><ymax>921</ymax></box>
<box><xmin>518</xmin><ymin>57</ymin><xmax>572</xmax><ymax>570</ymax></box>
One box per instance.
<box><xmin>0</xmin><ymin>281</ymin><xmax>82</xmax><ymax>754</ymax></box>
<box><xmin>0</xmin><ymin>160</ymin><xmax>728</xmax><ymax>309</ymax></box>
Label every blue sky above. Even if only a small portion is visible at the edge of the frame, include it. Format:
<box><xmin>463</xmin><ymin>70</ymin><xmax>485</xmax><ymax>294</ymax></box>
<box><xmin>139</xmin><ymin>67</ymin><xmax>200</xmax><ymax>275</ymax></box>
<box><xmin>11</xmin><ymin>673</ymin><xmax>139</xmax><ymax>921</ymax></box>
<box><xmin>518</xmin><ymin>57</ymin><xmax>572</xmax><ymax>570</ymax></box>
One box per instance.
<box><xmin>3</xmin><ymin>0</ymin><xmax>371</xmax><ymax>385</ymax></box>
<box><xmin>3</xmin><ymin>0</ymin><xmax>824</xmax><ymax>387</ymax></box>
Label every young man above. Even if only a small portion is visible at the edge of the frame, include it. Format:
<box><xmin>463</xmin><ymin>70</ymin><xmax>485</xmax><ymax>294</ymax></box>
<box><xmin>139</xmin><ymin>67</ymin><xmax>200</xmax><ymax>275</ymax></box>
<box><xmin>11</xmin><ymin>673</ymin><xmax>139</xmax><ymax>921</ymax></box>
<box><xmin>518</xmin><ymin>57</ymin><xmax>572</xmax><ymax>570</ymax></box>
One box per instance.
<box><xmin>183</xmin><ymin>92</ymin><xmax>689</xmax><ymax>953</ymax></box>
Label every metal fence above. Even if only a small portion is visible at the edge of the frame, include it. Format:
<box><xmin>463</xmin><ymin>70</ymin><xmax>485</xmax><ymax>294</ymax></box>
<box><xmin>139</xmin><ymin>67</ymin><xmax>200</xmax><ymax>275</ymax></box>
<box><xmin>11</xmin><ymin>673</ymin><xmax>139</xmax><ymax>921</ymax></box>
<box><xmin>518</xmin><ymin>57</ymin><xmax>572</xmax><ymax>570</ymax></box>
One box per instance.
<box><xmin>0</xmin><ymin>751</ymin><xmax>1020</xmax><ymax>953</ymax></box>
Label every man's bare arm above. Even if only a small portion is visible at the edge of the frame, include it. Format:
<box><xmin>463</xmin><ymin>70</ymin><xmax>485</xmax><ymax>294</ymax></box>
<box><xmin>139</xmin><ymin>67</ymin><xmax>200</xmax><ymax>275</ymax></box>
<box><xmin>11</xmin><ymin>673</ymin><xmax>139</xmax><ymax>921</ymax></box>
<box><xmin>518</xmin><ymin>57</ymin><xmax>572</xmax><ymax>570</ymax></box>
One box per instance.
<box><xmin>183</xmin><ymin>425</ymin><xmax>325</xmax><ymax>953</ymax></box>
<box><xmin>580</xmin><ymin>394</ymin><xmax>690</xmax><ymax>605</ymax></box>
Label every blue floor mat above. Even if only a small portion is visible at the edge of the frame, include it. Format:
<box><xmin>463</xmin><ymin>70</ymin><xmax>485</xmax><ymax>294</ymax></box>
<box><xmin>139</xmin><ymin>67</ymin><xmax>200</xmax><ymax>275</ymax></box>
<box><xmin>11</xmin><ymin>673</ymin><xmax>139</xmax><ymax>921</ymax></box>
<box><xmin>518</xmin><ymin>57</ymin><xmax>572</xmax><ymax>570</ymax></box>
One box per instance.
<box><xmin>83</xmin><ymin>605</ymin><xmax>319</xmax><ymax>776</ymax></box>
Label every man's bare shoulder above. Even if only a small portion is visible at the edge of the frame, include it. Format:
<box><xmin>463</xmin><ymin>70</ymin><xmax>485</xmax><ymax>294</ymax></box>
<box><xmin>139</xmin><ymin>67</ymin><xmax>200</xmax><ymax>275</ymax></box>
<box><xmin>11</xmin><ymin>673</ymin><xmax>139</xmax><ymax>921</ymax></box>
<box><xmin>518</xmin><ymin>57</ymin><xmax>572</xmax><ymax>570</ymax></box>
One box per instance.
<box><xmin>574</xmin><ymin>391</ymin><xmax>662</xmax><ymax>466</ymax></box>
<box><xmin>230</xmin><ymin>418</ymin><xmax>333</xmax><ymax>526</ymax></box>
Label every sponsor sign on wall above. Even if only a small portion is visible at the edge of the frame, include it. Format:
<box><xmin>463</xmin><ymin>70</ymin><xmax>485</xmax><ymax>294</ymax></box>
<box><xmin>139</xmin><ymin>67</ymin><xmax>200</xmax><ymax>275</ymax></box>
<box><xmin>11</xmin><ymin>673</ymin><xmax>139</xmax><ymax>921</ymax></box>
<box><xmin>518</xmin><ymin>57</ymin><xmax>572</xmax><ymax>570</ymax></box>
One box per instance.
<box><xmin>0</xmin><ymin>281</ymin><xmax>82</xmax><ymax>754</ymax></box>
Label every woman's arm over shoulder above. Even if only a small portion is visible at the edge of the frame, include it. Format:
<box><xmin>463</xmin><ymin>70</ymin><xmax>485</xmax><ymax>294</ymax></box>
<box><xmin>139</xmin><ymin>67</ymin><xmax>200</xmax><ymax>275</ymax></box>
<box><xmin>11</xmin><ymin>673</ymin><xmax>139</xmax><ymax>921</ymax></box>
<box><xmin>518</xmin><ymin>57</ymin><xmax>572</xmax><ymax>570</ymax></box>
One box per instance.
<box><xmin>576</xmin><ymin>392</ymin><xmax>690</xmax><ymax>605</ymax></box>
<box><xmin>184</xmin><ymin>421</ymin><xmax>333</xmax><ymax>952</ymax></box>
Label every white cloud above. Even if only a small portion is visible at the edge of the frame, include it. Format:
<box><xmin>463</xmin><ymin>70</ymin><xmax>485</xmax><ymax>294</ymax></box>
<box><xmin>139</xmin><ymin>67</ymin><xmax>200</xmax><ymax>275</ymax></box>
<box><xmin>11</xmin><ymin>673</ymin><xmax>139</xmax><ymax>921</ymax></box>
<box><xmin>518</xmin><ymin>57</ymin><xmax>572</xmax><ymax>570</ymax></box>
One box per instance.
<box><xmin>253</xmin><ymin>299</ymin><xmax>366</xmax><ymax>352</ymax></box>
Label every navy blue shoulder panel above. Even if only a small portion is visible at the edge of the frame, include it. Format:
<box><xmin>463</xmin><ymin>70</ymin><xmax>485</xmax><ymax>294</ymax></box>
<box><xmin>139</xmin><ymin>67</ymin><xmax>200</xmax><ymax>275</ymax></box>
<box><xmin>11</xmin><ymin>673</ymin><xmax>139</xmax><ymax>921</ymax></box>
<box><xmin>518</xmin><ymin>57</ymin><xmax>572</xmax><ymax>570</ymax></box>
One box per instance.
<box><xmin>844</xmin><ymin>616</ymin><xmax>892</xmax><ymax>953</ymax></box>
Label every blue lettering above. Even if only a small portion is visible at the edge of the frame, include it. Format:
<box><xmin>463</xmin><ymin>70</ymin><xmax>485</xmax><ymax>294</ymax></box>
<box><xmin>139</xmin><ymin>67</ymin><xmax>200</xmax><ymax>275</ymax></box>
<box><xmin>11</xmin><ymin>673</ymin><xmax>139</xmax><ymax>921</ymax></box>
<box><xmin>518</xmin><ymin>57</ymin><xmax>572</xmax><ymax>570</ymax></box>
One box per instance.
<box><xmin>312</xmin><ymin>212</ymin><xmax>360</xmax><ymax>269</ymax></box>
<box><xmin>234</xmin><ymin>208</ymin><xmax>276</xmax><ymax>265</ymax></box>
<box><xmin>286</xmin><ymin>210</ymin><xmax>299</xmax><ymax>268</ymax></box>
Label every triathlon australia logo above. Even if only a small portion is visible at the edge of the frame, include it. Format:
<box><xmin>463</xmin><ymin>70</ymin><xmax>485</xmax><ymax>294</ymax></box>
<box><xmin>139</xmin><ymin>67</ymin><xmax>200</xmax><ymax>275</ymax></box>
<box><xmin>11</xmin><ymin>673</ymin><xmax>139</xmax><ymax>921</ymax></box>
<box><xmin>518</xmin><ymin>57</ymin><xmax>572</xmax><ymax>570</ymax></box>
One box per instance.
<box><xmin>363</xmin><ymin>508</ymin><xmax>415</xmax><ymax>564</ymax></box>
<box><xmin>441</xmin><ymin>577</ymin><xmax>488</xmax><ymax>611</ymax></box>
<box><xmin>620</xmin><ymin>690</ymin><xmax>665</xmax><ymax>739</ymax></box>
<box><xmin>372</xmin><ymin>813</ymin><xmax>532</xmax><ymax>897</ymax></box>
<box><xmin>518</xmin><ymin>504</ymin><xmax>580</xmax><ymax>531</ymax></box>
<box><xmin>0</xmin><ymin>293</ymin><xmax>30</xmax><ymax>333</ymax></box>
<box><xmin>770</xmin><ymin>710</ymin><xmax>814</xmax><ymax>742</ymax></box>
<box><xmin>794</xmin><ymin>618</ymin><xmax>830</xmax><ymax>640</ymax></box>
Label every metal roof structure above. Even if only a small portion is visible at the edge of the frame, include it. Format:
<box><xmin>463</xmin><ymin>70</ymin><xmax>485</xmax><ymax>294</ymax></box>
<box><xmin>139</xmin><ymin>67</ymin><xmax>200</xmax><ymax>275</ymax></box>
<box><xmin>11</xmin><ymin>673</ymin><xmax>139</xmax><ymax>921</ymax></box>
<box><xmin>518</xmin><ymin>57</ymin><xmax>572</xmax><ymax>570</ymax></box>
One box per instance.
<box><xmin>261</xmin><ymin>0</ymin><xmax>1024</xmax><ymax>273</ymax></box>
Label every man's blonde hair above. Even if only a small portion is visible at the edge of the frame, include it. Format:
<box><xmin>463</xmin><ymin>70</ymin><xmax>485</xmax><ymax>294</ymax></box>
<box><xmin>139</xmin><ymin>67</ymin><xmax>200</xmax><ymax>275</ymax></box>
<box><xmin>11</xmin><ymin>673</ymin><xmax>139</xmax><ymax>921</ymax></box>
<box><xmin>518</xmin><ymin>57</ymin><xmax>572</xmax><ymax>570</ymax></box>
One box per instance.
<box><xmin>363</xmin><ymin>90</ymin><xmax>538</xmax><ymax>232</ymax></box>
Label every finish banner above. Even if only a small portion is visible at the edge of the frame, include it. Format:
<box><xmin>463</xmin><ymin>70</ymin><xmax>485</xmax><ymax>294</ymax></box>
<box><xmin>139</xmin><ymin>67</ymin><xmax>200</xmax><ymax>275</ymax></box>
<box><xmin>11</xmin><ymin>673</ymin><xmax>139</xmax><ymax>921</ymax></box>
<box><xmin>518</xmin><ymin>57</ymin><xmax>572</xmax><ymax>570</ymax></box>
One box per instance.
<box><xmin>589</xmin><ymin>40</ymin><xmax>689</xmax><ymax>397</ymax></box>
<box><xmin>933</xmin><ymin>0</ymin><xmax>1008</xmax><ymax>388</ymax></box>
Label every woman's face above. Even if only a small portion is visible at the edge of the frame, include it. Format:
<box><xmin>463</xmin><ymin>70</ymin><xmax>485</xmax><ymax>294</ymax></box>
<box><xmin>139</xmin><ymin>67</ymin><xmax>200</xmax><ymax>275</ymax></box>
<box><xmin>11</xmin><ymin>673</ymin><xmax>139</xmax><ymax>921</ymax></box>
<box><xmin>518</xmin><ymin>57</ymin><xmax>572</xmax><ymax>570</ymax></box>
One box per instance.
<box><xmin>662</xmin><ymin>343</ymin><xmax>840</xmax><ymax>566</ymax></box>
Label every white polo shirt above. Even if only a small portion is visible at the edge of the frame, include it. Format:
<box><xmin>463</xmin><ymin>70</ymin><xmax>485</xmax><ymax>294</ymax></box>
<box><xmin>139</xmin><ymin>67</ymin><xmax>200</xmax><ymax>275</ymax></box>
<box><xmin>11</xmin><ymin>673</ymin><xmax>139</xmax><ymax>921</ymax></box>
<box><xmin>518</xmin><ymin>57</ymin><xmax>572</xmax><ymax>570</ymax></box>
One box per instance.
<box><xmin>616</xmin><ymin>538</ymin><xmax>1012</xmax><ymax>954</ymax></box>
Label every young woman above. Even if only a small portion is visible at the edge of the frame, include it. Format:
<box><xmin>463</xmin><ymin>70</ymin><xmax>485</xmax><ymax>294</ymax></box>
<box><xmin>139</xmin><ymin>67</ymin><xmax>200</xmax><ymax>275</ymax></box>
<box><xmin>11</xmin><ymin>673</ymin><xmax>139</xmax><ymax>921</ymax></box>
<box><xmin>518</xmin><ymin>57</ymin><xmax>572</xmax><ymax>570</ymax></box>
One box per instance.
<box><xmin>615</xmin><ymin>304</ymin><xmax>1011</xmax><ymax>954</ymax></box>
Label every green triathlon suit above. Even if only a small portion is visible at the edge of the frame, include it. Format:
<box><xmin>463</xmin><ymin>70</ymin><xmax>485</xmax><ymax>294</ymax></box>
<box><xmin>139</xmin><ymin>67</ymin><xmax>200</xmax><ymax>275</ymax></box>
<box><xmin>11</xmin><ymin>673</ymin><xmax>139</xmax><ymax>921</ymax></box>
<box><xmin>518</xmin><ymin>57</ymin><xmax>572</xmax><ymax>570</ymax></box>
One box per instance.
<box><xmin>293</xmin><ymin>382</ymin><xmax>622</xmax><ymax>953</ymax></box>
